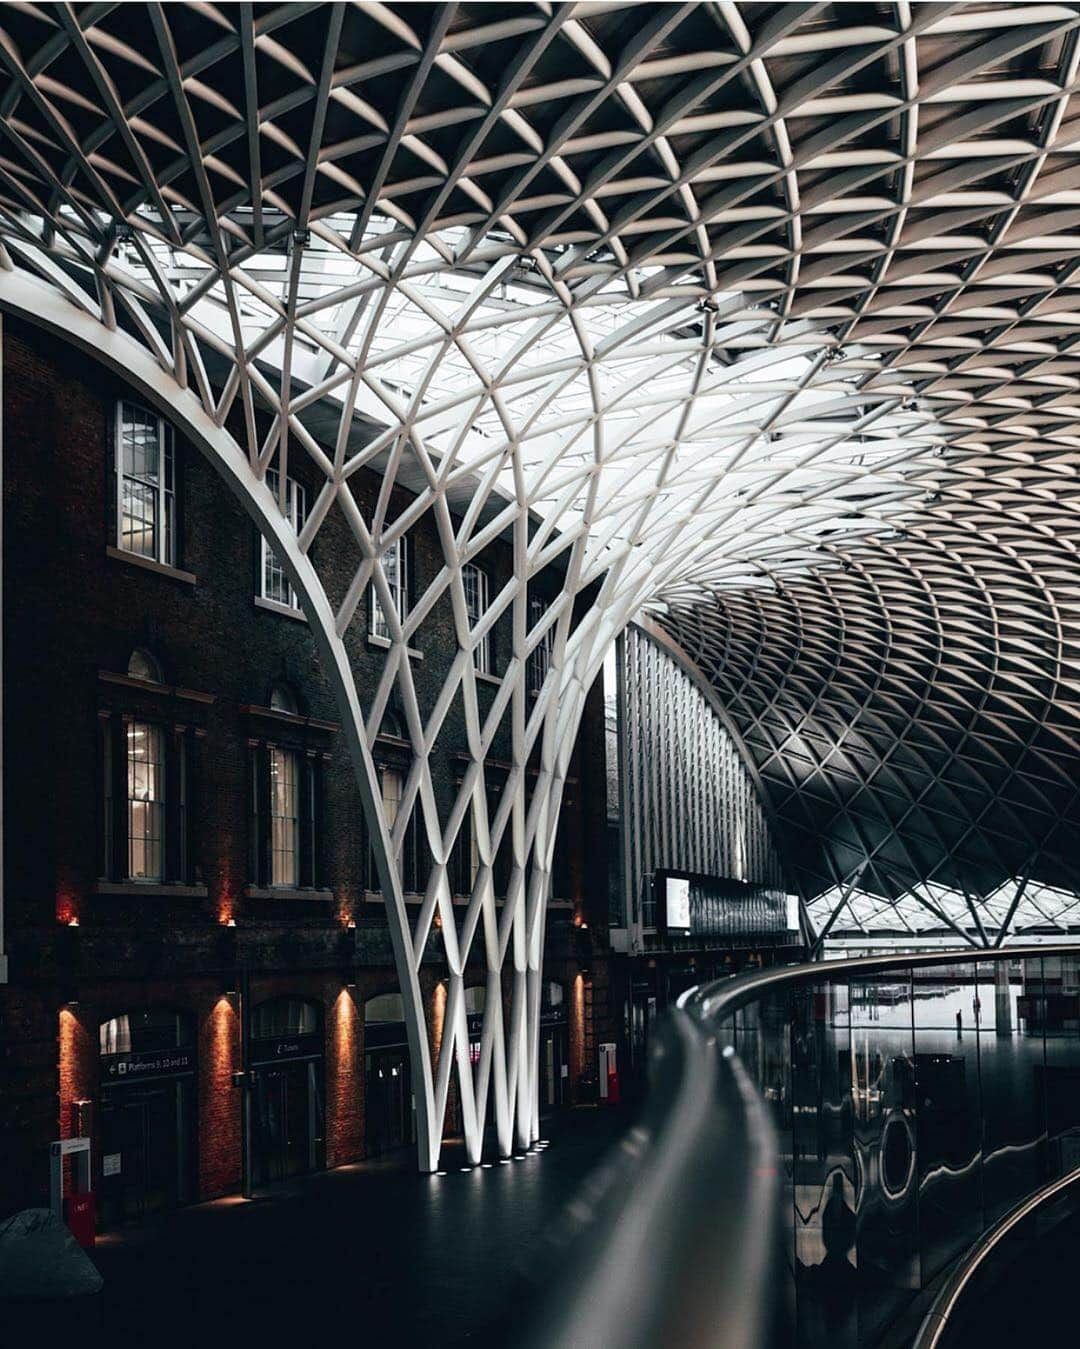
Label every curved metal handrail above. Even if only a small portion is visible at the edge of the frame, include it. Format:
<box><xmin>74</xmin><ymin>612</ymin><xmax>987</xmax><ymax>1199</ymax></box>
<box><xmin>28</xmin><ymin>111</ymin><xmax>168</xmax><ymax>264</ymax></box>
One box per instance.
<box><xmin>533</xmin><ymin>943</ymin><xmax>1080</xmax><ymax>1349</ymax></box>
<box><xmin>912</xmin><ymin>1164</ymin><xmax>1080</xmax><ymax>1349</ymax></box>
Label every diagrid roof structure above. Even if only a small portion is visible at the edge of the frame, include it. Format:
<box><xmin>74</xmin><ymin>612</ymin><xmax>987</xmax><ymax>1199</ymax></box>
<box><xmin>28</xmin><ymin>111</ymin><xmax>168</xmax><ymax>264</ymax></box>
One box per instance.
<box><xmin>1</xmin><ymin>2</ymin><xmax>1080</xmax><ymax>1155</ymax></box>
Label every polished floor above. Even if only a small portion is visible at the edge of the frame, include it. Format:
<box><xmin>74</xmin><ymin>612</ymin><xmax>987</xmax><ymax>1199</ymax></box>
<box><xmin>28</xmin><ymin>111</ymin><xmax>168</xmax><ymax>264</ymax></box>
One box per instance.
<box><xmin>6</xmin><ymin>1106</ymin><xmax>630</xmax><ymax>1346</ymax></box>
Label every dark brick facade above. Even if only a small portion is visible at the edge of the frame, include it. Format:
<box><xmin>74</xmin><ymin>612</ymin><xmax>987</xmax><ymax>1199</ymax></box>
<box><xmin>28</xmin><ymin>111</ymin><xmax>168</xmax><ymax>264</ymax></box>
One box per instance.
<box><xmin>0</xmin><ymin>318</ymin><xmax>612</xmax><ymax>1220</ymax></box>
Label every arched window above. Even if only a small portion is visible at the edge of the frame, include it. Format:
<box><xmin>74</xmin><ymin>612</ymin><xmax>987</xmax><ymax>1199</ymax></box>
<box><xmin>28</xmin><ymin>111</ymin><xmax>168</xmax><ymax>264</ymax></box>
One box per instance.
<box><xmin>269</xmin><ymin>683</ymin><xmax>298</xmax><ymax>715</ymax></box>
<box><xmin>127</xmin><ymin>647</ymin><xmax>163</xmax><ymax>683</ymax></box>
<box><xmin>100</xmin><ymin>1008</ymin><xmax>190</xmax><ymax>1055</ymax></box>
<box><xmin>127</xmin><ymin>720</ymin><xmax>165</xmax><ymax>880</ymax></box>
<box><xmin>365</xmin><ymin>992</ymin><xmax>405</xmax><ymax>1024</ymax></box>
<box><xmin>465</xmin><ymin>985</ymin><xmax>485</xmax><ymax>1063</ymax></box>
<box><xmin>378</xmin><ymin>708</ymin><xmax>405</xmax><ymax>741</ymax></box>
<box><xmin>250</xmin><ymin>997</ymin><xmax>320</xmax><ymax>1040</ymax></box>
<box><xmin>101</xmin><ymin>650</ymin><xmax>192</xmax><ymax>886</ymax></box>
<box><xmin>370</xmin><ymin>705</ymin><xmax>420</xmax><ymax>893</ymax></box>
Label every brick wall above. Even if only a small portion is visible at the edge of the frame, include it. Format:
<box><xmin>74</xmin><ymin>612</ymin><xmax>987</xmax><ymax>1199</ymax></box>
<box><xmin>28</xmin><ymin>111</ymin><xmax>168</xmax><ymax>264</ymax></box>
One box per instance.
<box><xmin>0</xmin><ymin>316</ymin><xmax>612</xmax><ymax>1216</ymax></box>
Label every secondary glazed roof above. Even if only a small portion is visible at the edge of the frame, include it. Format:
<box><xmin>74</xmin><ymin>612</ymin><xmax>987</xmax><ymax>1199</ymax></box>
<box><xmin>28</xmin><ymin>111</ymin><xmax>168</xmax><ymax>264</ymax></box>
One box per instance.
<box><xmin>1</xmin><ymin>2</ymin><xmax>1080</xmax><ymax>940</ymax></box>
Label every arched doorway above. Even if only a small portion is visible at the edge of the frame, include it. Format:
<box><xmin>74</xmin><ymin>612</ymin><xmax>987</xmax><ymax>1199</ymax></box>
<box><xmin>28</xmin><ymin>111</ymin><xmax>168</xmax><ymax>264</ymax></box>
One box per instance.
<box><xmin>250</xmin><ymin>997</ymin><xmax>325</xmax><ymax>1185</ymax></box>
<box><xmin>539</xmin><ymin>981</ymin><xmax>569</xmax><ymax>1114</ymax></box>
<box><xmin>465</xmin><ymin>985</ymin><xmax>485</xmax><ymax>1067</ymax></box>
<box><xmin>98</xmin><ymin>1008</ymin><xmax>196</xmax><ymax>1225</ymax></box>
<box><xmin>365</xmin><ymin>993</ymin><xmax>415</xmax><ymax>1157</ymax></box>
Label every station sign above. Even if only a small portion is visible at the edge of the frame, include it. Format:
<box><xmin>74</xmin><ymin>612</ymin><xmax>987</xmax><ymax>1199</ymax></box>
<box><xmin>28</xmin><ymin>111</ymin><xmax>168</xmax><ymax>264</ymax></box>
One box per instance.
<box><xmin>101</xmin><ymin>1046</ymin><xmax>195</xmax><ymax>1082</ymax></box>
<box><xmin>250</xmin><ymin>1032</ymin><xmax>323</xmax><ymax>1065</ymax></box>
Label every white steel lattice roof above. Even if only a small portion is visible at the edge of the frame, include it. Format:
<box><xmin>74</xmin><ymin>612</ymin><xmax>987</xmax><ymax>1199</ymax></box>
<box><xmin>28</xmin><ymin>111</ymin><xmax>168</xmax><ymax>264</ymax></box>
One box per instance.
<box><xmin>1</xmin><ymin>1</ymin><xmax>1080</xmax><ymax>954</ymax></box>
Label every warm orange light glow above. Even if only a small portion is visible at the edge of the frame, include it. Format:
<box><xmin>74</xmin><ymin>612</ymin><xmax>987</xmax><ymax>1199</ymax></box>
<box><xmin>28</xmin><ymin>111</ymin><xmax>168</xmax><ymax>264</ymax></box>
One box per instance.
<box><xmin>334</xmin><ymin>989</ymin><xmax>356</xmax><ymax>1050</ymax></box>
<box><xmin>327</xmin><ymin>988</ymin><xmax>361</xmax><ymax>1168</ymax></box>
<box><xmin>56</xmin><ymin>895</ymin><xmax>79</xmax><ymax>926</ymax></box>
<box><xmin>58</xmin><ymin>1007</ymin><xmax>92</xmax><ymax>1141</ymax></box>
<box><xmin>209</xmin><ymin>996</ymin><xmax>236</xmax><ymax>1082</ymax></box>
<box><xmin>431</xmin><ymin>980</ymin><xmax>447</xmax><ymax>1066</ymax></box>
<box><xmin>569</xmin><ymin>973</ymin><xmax>587</xmax><ymax>1094</ymax></box>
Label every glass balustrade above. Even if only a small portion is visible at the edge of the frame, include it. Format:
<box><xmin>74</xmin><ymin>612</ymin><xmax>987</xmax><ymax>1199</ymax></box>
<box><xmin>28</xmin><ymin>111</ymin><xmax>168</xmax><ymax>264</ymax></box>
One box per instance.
<box><xmin>706</xmin><ymin>950</ymin><xmax>1080</xmax><ymax>1347</ymax></box>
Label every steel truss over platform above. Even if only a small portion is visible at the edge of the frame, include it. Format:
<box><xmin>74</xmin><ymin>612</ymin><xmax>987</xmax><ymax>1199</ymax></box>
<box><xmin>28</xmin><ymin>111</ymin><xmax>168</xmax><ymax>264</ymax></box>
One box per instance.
<box><xmin>1</xmin><ymin>3</ymin><xmax>1080</xmax><ymax>1162</ymax></box>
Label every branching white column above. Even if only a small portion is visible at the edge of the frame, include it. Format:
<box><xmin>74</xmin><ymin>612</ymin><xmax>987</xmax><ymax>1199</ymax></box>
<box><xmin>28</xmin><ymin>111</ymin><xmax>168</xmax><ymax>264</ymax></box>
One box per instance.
<box><xmin>0</xmin><ymin>0</ymin><xmax>1078</xmax><ymax>1110</ymax></box>
<box><xmin>0</xmin><ymin>167</ymin><xmax>945</xmax><ymax>1172</ymax></box>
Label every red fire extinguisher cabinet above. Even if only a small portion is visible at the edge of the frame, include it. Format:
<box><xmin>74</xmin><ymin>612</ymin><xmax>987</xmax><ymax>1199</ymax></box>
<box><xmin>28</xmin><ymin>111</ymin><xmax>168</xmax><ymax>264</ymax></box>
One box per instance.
<box><xmin>65</xmin><ymin>1191</ymin><xmax>97</xmax><ymax>1249</ymax></box>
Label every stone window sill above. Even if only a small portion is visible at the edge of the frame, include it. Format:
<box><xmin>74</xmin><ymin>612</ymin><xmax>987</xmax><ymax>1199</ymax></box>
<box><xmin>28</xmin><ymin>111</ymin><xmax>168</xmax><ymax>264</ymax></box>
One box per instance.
<box><xmin>106</xmin><ymin>546</ymin><xmax>196</xmax><ymax>586</ymax></box>
<box><xmin>94</xmin><ymin>881</ymin><xmax>208</xmax><ymax>898</ymax></box>
<box><xmin>367</xmin><ymin>633</ymin><xmax>423</xmax><ymax>660</ymax></box>
<box><xmin>245</xmin><ymin>886</ymin><xmax>334</xmax><ymax>901</ymax></box>
<box><xmin>254</xmin><ymin>595</ymin><xmax>306</xmax><ymax>622</ymax></box>
<box><xmin>362</xmin><ymin>889</ymin><xmax>424</xmax><ymax>903</ymax></box>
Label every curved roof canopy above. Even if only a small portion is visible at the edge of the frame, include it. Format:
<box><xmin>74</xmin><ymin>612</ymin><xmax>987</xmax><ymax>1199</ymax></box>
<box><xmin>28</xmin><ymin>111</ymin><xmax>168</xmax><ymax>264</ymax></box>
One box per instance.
<box><xmin>1</xmin><ymin>2</ymin><xmax>1080</xmax><ymax>940</ymax></box>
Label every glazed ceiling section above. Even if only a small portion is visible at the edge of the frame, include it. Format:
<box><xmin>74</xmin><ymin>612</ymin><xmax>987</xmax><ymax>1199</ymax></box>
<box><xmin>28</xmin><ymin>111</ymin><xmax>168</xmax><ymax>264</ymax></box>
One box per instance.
<box><xmin>0</xmin><ymin>3</ymin><xmax>1079</xmax><ymax>937</ymax></box>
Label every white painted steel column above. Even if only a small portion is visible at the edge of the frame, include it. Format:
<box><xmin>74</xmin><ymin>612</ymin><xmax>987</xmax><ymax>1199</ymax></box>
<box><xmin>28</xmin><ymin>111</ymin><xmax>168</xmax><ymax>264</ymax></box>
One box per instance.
<box><xmin>0</xmin><ymin>310</ymin><xmax>6</xmax><ymax>984</ymax></box>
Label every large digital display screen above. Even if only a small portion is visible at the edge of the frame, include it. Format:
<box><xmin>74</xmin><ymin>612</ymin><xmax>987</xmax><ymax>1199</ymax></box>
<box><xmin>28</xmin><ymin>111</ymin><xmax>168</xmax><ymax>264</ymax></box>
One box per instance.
<box><xmin>664</xmin><ymin>875</ymin><xmax>691</xmax><ymax>933</ymax></box>
<box><xmin>653</xmin><ymin>869</ymin><xmax>794</xmax><ymax>941</ymax></box>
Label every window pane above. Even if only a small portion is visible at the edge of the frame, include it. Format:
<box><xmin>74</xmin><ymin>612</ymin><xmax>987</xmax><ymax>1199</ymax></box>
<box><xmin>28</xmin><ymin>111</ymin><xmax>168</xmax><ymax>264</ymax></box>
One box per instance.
<box><xmin>469</xmin><ymin>807</ymin><xmax>480</xmax><ymax>888</ymax></box>
<box><xmin>127</xmin><ymin>721</ymin><xmax>164</xmax><ymax>881</ymax></box>
<box><xmin>528</xmin><ymin>597</ymin><xmax>553</xmax><ymax>694</ymax></box>
<box><xmin>127</xmin><ymin>648</ymin><xmax>162</xmax><ymax>682</ymax></box>
<box><xmin>122</xmin><ymin>477</ymin><xmax>157</xmax><ymax>558</ymax></box>
<box><xmin>119</xmin><ymin>404</ymin><xmax>174</xmax><ymax>565</ymax></box>
<box><xmin>372</xmin><ymin>539</ymin><xmax>407</xmax><ymax>640</ymax></box>
<box><xmin>464</xmin><ymin>564</ymin><xmax>490</xmax><ymax>673</ymax></box>
<box><xmin>381</xmin><ymin>768</ymin><xmax>402</xmax><ymax>828</ymax></box>
<box><xmin>259</xmin><ymin>470</ymin><xmax>306</xmax><ymax>609</ymax></box>
<box><xmin>270</xmin><ymin>746</ymin><xmax>298</xmax><ymax>886</ymax></box>
<box><xmin>122</xmin><ymin>405</ymin><xmax>158</xmax><ymax>480</ymax></box>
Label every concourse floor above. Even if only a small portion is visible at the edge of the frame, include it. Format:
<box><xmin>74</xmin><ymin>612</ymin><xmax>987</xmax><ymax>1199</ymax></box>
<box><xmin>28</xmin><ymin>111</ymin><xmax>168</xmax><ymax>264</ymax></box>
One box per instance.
<box><xmin>6</xmin><ymin>1106</ymin><xmax>630</xmax><ymax>1347</ymax></box>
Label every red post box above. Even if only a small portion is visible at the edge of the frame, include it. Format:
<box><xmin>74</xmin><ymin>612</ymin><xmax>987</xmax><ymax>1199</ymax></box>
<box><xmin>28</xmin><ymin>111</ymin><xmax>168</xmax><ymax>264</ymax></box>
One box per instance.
<box><xmin>64</xmin><ymin>1191</ymin><xmax>96</xmax><ymax>1249</ymax></box>
<box><xmin>606</xmin><ymin>1069</ymin><xmax>620</xmax><ymax>1106</ymax></box>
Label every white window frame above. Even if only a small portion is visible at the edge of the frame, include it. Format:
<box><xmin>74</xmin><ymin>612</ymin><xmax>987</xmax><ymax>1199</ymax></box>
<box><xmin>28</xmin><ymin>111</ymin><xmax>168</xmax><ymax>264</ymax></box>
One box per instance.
<box><xmin>468</xmin><ymin>805</ymin><xmax>480</xmax><ymax>891</ymax></box>
<box><xmin>380</xmin><ymin>765</ymin><xmax>404</xmax><ymax>884</ymax></box>
<box><xmin>259</xmin><ymin>470</ymin><xmax>307</xmax><ymax>611</ymax></box>
<box><xmin>127</xmin><ymin>720</ymin><xmax>165</xmax><ymax>882</ymax></box>
<box><xmin>527</xmin><ymin>595</ymin><xmax>554</xmax><ymax>695</ymax></box>
<box><xmin>462</xmin><ymin>562</ymin><xmax>491</xmax><ymax>674</ymax></box>
<box><xmin>116</xmin><ymin>401</ymin><xmax>175</xmax><ymax>566</ymax></box>
<box><xmin>269</xmin><ymin>744</ymin><xmax>299</xmax><ymax>887</ymax></box>
<box><xmin>370</xmin><ymin>536</ymin><xmax>409</xmax><ymax>641</ymax></box>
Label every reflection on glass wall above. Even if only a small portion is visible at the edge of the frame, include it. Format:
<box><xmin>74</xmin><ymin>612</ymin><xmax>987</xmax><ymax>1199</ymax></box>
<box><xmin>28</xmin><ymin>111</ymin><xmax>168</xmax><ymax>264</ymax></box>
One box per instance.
<box><xmin>715</xmin><ymin>953</ymin><xmax>1080</xmax><ymax>1348</ymax></box>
